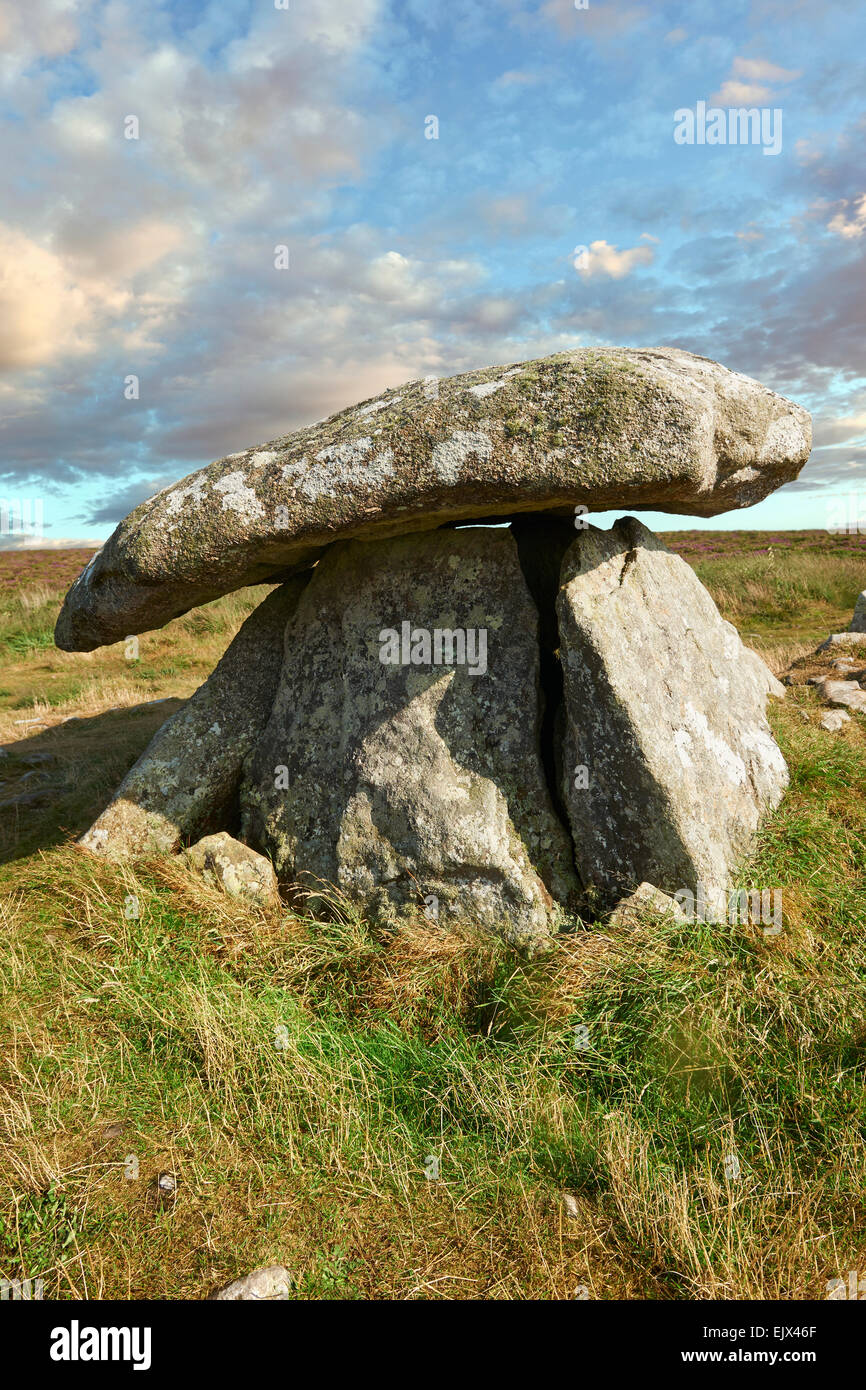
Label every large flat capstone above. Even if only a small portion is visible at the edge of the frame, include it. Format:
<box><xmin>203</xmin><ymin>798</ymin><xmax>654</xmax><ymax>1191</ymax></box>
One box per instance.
<box><xmin>240</xmin><ymin>527</ymin><xmax>580</xmax><ymax>948</ymax></box>
<box><xmin>55</xmin><ymin>348</ymin><xmax>810</xmax><ymax>651</ymax></box>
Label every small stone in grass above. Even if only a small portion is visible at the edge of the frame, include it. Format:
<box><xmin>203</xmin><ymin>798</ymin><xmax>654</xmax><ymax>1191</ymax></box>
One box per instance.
<box><xmin>156</xmin><ymin>1171</ymin><xmax>177</xmax><ymax>1201</ymax></box>
<box><xmin>820</xmin><ymin>710</ymin><xmax>851</xmax><ymax>732</ymax></box>
<box><xmin>608</xmin><ymin>882</ymin><xmax>687</xmax><ymax>929</ymax></box>
<box><xmin>210</xmin><ymin>1265</ymin><xmax>292</xmax><ymax>1301</ymax></box>
<box><xmin>820</xmin><ymin>680</ymin><xmax>866</xmax><ymax>712</ymax></box>
<box><xmin>817</xmin><ymin>633</ymin><xmax>866</xmax><ymax>651</ymax></box>
<box><xmin>184</xmin><ymin>832</ymin><xmax>279</xmax><ymax>903</ymax></box>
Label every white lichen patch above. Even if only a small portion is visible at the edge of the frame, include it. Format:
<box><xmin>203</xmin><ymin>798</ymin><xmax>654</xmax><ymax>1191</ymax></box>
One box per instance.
<box><xmin>249</xmin><ymin>450</ymin><xmax>280</xmax><ymax>469</ymax></box>
<box><xmin>213</xmin><ymin>471</ymin><xmax>266</xmax><ymax>522</ymax></box>
<box><xmin>358</xmin><ymin>395</ymin><xmax>402</xmax><ymax>418</ymax></box>
<box><xmin>75</xmin><ymin>552</ymin><xmax>102</xmax><ymax>589</ymax></box>
<box><xmin>281</xmin><ymin>438</ymin><xmax>396</xmax><ymax>502</ymax></box>
<box><xmin>467</xmin><ymin>369</ymin><xmax>522</xmax><ymax>399</ymax></box>
<box><xmin>431</xmin><ymin>430</ymin><xmax>493</xmax><ymax>484</ymax></box>
<box><xmin>163</xmin><ymin>478</ymin><xmax>209</xmax><ymax>530</ymax></box>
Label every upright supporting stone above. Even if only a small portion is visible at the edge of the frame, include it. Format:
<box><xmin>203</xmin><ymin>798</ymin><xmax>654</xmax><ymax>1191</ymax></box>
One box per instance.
<box><xmin>241</xmin><ymin>528</ymin><xmax>579</xmax><ymax>947</ymax></box>
<box><xmin>80</xmin><ymin>580</ymin><xmax>307</xmax><ymax>858</ymax></box>
<box><xmin>556</xmin><ymin>517</ymin><xmax>788</xmax><ymax>903</ymax></box>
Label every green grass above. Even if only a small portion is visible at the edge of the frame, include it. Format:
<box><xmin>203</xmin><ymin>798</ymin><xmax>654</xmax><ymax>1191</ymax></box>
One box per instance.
<box><xmin>0</xmin><ymin>538</ymin><xmax>864</xmax><ymax>1300</ymax></box>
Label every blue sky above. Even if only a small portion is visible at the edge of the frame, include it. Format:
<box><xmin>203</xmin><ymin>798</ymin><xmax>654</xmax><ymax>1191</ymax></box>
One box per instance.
<box><xmin>1</xmin><ymin>0</ymin><xmax>865</xmax><ymax>545</ymax></box>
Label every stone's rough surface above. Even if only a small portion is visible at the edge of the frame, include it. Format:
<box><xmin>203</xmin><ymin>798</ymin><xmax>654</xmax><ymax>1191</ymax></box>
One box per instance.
<box><xmin>210</xmin><ymin>1266</ymin><xmax>292</xmax><ymax>1301</ymax></box>
<box><xmin>241</xmin><ymin>528</ymin><xmax>579</xmax><ymax>948</ymax></box>
<box><xmin>608</xmin><ymin>882</ymin><xmax>687</xmax><ymax>929</ymax></box>
<box><xmin>79</xmin><ymin>581</ymin><xmax>306</xmax><ymax>859</ymax></box>
<box><xmin>821</xmin><ymin>679</ymin><xmax>866</xmax><ymax>712</ymax></box>
<box><xmin>183</xmin><ymin>832</ymin><xmax>279</xmax><ymax>902</ymax></box>
<box><xmin>55</xmin><ymin>348</ymin><xmax>811</xmax><ymax>651</ymax></box>
<box><xmin>557</xmin><ymin>518</ymin><xmax>788</xmax><ymax>903</ymax></box>
<box><xmin>850</xmin><ymin>592</ymin><xmax>866</xmax><ymax>633</ymax></box>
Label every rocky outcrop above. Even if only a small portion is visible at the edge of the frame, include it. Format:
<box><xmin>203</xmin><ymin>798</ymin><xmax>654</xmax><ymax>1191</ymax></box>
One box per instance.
<box><xmin>820</xmin><ymin>680</ymin><xmax>866</xmax><ymax>713</ymax></box>
<box><xmin>55</xmin><ymin>348</ymin><xmax>810</xmax><ymax>652</ymax></box>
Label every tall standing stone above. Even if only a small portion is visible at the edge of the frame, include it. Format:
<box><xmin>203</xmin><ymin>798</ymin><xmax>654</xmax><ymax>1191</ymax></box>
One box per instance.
<box><xmin>241</xmin><ymin>528</ymin><xmax>579</xmax><ymax>947</ymax></box>
<box><xmin>556</xmin><ymin>517</ymin><xmax>788</xmax><ymax>903</ymax></box>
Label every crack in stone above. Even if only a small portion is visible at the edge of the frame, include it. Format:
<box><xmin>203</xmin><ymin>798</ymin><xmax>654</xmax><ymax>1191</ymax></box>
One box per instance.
<box><xmin>510</xmin><ymin>517</ymin><xmax>584</xmax><ymax>895</ymax></box>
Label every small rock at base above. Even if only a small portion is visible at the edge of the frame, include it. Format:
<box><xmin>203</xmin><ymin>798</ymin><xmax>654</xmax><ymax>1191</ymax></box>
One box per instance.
<box><xmin>210</xmin><ymin>1265</ymin><xmax>292</xmax><ymax>1301</ymax></box>
<box><xmin>609</xmin><ymin>882</ymin><xmax>687</xmax><ymax>929</ymax></box>
<box><xmin>184</xmin><ymin>832</ymin><xmax>279</xmax><ymax>903</ymax></box>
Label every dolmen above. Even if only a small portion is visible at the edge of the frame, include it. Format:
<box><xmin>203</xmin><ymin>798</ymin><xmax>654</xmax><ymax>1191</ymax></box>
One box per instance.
<box><xmin>56</xmin><ymin>347</ymin><xmax>811</xmax><ymax>949</ymax></box>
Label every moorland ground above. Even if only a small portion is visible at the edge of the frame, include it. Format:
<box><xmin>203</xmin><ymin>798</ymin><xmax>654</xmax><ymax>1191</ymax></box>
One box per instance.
<box><xmin>0</xmin><ymin>531</ymin><xmax>864</xmax><ymax>1299</ymax></box>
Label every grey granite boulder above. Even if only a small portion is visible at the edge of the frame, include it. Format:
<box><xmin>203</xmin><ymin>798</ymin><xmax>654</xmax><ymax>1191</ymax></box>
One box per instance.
<box><xmin>80</xmin><ymin>580</ymin><xmax>306</xmax><ymax>858</ymax></box>
<box><xmin>55</xmin><ymin>348</ymin><xmax>810</xmax><ymax>651</ymax></box>
<box><xmin>557</xmin><ymin>517</ymin><xmax>788</xmax><ymax>904</ymax></box>
<box><xmin>241</xmin><ymin>527</ymin><xmax>579</xmax><ymax>948</ymax></box>
<box><xmin>850</xmin><ymin>592</ymin><xmax>866</xmax><ymax>633</ymax></box>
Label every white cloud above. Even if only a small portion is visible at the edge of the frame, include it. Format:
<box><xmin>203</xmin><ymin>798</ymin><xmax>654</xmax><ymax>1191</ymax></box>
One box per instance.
<box><xmin>710</xmin><ymin>55</ymin><xmax>801</xmax><ymax>106</ymax></box>
<box><xmin>493</xmin><ymin>70</ymin><xmax>542</xmax><ymax>88</ymax></box>
<box><xmin>572</xmin><ymin>239</ymin><xmax>655</xmax><ymax>279</ymax></box>
<box><xmin>0</xmin><ymin>534</ymin><xmax>95</xmax><ymax>550</ymax></box>
<box><xmin>0</xmin><ymin>213</ymin><xmax>199</xmax><ymax>372</ymax></box>
<box><xmin>828</xmin><ymin>194</ymin><xmax>866</xmax><ymax>240</ymax></box>
<box><xmin>0</xmin><ymin>225</ymin><xmax>93</xmax><ymax>369</ymax></box>
<box><xmin>0</xmin><ymin>0</ymin><xmax>87</xmax><ymax>82</ymax></box>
